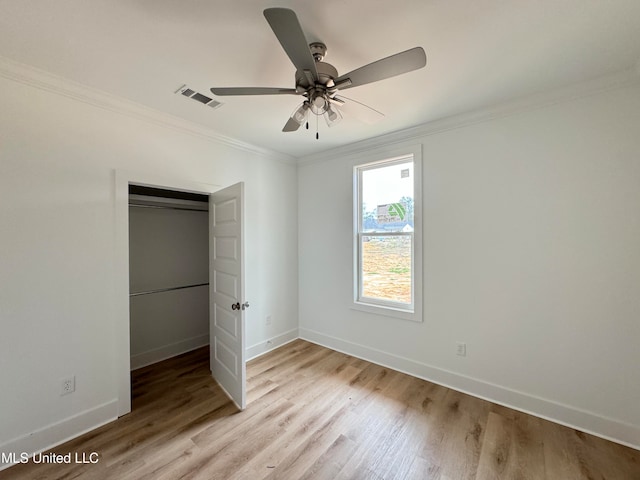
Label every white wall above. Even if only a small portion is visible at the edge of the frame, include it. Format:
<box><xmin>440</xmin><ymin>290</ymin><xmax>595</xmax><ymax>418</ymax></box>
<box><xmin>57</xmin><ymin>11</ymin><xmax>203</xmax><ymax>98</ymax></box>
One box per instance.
<box><xmin>0</xmin><ymin>66</ymin><xmax>299</xmax><ymax>460</ymax></box>
<box><xmin>298</xmin><ymin>80</ymin><xmax>640</xmax><ymax>448</ymax></box>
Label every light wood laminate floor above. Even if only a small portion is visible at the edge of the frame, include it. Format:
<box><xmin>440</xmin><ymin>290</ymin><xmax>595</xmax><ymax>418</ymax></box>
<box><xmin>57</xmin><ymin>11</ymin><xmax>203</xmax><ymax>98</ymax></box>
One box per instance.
<box><xmin>2</xmin><ymin>340</ymin><xmax>639</xmax><ymax>479</ymax></box>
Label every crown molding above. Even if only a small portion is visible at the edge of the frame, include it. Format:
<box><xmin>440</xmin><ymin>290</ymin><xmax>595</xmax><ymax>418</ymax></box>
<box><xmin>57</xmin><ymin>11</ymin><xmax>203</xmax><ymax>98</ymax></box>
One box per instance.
<box><xmin>299</xmin><ymin>67</ymin><xmax>640</xmax><ymax>165</ymax></box>
<box><xmin>0</xmin><ymin>55</ymin><xmax>296</xmax><ymax>165</ymax></box>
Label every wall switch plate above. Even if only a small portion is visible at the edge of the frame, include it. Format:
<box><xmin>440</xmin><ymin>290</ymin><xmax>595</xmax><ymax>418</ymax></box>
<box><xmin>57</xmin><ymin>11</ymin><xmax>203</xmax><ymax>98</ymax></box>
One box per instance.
<box><xmin>456</xmin><ymin>342</ymin><xmax>467</xmax><ymax>357</ymax></box>
<box><xmin>61</xmin><ymin>376</ymin><xmax>75</xmax><ymax>396</ymax></box>
<box><xmin>266</xmin><ymin>315</ymin><xmax>272</xmax><ymax>326</ymax></box>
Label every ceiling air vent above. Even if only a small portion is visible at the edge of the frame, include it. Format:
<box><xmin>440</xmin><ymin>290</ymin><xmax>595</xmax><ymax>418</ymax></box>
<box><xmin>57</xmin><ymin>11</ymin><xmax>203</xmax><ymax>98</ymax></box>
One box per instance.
<box><xmin>175</xmin><ymin>84</ymin><xmax>223</xmax><ymax>110</ymax></box>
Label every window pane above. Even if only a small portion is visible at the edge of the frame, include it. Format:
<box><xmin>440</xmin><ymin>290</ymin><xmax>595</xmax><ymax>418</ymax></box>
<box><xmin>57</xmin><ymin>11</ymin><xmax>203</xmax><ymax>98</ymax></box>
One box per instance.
<box><xmin>362</xmin><ymin>161</ymin><xmax>413</xmax><ymax>232</ymax></box>
<box><xmin>361</xmin><ymin>235</ymin><xmax>412</xmax><ymax>304</ymax></box>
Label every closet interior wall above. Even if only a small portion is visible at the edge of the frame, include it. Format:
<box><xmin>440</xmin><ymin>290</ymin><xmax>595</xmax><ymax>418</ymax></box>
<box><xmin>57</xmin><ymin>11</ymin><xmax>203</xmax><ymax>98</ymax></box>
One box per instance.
<box><xmin>128</xmin><ymin>186</ymin><xmax>210</xmax><ymax>370</ymax></box>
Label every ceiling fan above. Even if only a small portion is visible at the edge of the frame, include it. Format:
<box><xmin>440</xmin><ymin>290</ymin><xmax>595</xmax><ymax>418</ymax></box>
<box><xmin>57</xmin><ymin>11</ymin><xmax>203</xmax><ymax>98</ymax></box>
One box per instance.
<box><xmin>210</xmin><ymin>8</ymin><xmax>426</xmax><ymax>136</ymax></box>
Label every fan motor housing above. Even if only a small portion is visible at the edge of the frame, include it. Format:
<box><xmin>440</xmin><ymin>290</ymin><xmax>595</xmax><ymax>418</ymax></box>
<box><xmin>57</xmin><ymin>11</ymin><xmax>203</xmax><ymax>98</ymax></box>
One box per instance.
<box><xmin>295</xmin><ymin>61</ymin><xmax>338</xmax><ymax>89</ymax></box>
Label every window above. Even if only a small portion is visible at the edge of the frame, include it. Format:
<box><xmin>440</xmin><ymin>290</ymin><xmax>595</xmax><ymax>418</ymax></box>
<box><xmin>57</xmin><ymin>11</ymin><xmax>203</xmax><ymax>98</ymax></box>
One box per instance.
<box><xmin>354</xmin><ymin>148</ymin><xmax>422</xmax><ymax>321</ymax></box>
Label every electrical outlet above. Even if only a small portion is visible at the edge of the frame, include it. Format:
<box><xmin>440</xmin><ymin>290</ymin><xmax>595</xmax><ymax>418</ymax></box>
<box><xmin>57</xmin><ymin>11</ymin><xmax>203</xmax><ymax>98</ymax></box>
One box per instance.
<box><xmin>456</xmin><ymin>342</ymin><xmax>466</xmax><ymax>357</ymax></box>
<box><xmin>266</xmin><ymin>315</ymin><xmax>272</xmax><ymax>326</ymax></box>
<box><xmin>61</xmin><ymin>376</ymin><xmax>75</xmax><ymax>396</ymax></box>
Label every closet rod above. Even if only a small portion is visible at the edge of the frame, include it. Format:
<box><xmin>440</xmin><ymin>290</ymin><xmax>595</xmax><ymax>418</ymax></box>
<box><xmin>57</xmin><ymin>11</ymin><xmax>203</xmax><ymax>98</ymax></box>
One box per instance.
<box><xmin>130</xmin><ymin>283</ymin><xmax>209</xmax><ymax>297</ymax></box>
<box><xmin>129</xmin><ymin>203</ymin><xmax>208</xmax><ymax>213</ymax></box>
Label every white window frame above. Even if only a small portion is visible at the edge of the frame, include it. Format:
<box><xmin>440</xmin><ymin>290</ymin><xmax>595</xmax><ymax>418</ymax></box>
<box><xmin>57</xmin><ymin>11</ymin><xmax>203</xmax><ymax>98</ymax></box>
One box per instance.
<box><xmin>352</xmin><ymin>144</ymin><xmax>423</xmax><ymax>322</ymax></box>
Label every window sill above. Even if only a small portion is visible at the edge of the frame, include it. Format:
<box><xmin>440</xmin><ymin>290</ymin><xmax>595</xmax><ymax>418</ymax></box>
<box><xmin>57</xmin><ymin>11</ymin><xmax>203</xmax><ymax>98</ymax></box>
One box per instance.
<box><xmin>351</xmin><ymin>301</ymin><xmax>422</xmax><ymax>323</ymax></box>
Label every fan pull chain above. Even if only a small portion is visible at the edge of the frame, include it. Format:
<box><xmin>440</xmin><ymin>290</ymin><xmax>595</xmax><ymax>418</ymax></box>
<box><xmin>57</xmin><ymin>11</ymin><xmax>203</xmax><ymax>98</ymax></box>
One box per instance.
<box><xmin>316</xmin><ymin>114</ymin><xmax>319</xmax><ymax>140</ymax></box>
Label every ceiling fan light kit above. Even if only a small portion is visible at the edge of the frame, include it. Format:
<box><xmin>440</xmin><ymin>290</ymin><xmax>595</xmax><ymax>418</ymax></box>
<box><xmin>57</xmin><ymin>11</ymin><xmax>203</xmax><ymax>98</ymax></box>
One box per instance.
<box><xmin>210</xmin><ymin>8</ymin><xmax>426</xmax><ymax>137</ymax></box>
<box><xmin>292</xmin><ymin>103</ymin><xmax>309</xmax><ymax>124</ymax></box>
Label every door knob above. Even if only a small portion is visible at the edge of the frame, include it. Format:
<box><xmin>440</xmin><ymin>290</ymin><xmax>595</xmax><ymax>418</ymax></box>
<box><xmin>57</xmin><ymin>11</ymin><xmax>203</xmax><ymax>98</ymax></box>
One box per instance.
<box><xmin>232</xmin><ymin>301</ymin><xmax>250</xmax><ymax>311</ymax></box>
<box><xmin>241</xmin><ymin>302</ymin><xmax>250</xmax><ymax>311</ymax></box>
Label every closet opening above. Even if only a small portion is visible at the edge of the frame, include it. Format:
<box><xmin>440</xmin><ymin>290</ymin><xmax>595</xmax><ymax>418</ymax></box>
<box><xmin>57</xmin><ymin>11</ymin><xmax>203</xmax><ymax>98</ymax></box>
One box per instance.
<box><xmin>128</xmin><ymin>184</ymin><xmax>210</xmax><ymax>395</ymax></box>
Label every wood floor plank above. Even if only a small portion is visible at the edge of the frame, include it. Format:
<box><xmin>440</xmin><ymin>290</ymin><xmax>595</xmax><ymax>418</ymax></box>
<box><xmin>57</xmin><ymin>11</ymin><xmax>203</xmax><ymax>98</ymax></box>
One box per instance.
<box><xmin>298</xmin><ymin>434</ymin><xmax>359</xmax><ymax>480</ymax></box>
<box><xmin>260</xmin><ymin>405</ymin><xmax>357</xmax><ymax>480</ymax></box>
<box><xmin>385</xmin><ymin>379</ymin><xmax>451</xmax><ymax>476</ymax></box>
<box><xmin>336</xmin><ymin>371</ymin><xmax>423</xmax><ymax>479</ymax></box>
<box><xmin>418</xmin><ymin>388</ymin><xmax>489</xmax><ymax>479</ymax></box>
<box><xmin>1</xmin><ymin>339</ymin><xmax>639</xmax><ymax>480</ymax></box>
<box><xmin>403</xmin><ymin>455</ymin><xmax>442</xmax><ymax>480</ymax></box>
<box><xmin>475</xmin><ymin>411</ymin><xmax>545</xmax><ymax>480</ymax></box>
<box><xmin>228</xmin><ymin>366</ymin><xmax>361</xmax><ymax>479</ymax></box>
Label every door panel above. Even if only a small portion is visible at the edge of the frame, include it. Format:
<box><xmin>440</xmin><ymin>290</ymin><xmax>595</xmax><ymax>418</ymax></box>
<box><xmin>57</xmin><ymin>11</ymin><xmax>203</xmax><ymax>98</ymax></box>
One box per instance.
<box><xmin>210</xmin><ymin>182</ymin><xmax>246</xmax><ymax>409</ymax></box>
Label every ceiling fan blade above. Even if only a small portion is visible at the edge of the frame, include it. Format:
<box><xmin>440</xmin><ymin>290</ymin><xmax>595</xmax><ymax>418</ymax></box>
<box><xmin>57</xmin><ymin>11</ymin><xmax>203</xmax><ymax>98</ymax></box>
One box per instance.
<box><xmin>333</xmin><ymin>47</ymin><xmax>426</xmax><ymax>90</ymax></box>
<box><xmin>332</xmin><ymin>95</ymin><xmax>385</xmax><ymax>124</ymax></box>
<box><xmin>264</xmin><ymin>8</ymin><xmax>318</xmax><ymax>82</ymax></box>
<box><xmin>283</xmin><ymin>117</ymin><xmax>303</xmax><ymax>132</ymax></box>
<box><xmin>210</xmin><ymin>87</ymin><xmax>297</xmax><ymax>96</ymax></box>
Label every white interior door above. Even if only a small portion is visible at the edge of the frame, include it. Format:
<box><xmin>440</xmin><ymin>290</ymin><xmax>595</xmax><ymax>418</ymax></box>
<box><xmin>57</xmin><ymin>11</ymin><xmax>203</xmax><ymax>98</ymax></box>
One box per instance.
<box><xmin>210</xmin><ymin>182</ymin><xmax>246</xmax><ymax>410</ymax></box>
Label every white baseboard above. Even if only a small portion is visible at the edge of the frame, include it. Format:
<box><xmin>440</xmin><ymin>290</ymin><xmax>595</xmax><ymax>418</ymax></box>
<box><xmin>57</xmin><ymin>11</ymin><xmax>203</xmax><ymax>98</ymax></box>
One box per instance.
<box><xmin>0</xmin><ymin>400</ymin><xmax>118</xmax><ymax>471</ymax></box>
<box><xmin>132</xmin><ymin>329</ymin><xmax>300</xmax><ymax>370</ymax></box>
<box><xmin>130</xmin><ymin>333</ymin><xmax>209</xmax><ymax>370</ymax></box>
<box><xmin>299</xmin><ymin>327</ymin><xmax>640</xmax><ymax>451</ymax></box>
<box><xmin>246</xmin><ymin>328</ymin><xmax>299</xmax><ymax>361</ymax></box>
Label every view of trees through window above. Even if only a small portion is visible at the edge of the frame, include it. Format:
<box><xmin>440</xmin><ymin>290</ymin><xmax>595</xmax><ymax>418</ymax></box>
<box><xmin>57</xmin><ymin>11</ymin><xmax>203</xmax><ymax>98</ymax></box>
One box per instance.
<box><xmin>358</xmin><ymin>159</ymin><xmax>414</xmax><ymax>306</ymax></box>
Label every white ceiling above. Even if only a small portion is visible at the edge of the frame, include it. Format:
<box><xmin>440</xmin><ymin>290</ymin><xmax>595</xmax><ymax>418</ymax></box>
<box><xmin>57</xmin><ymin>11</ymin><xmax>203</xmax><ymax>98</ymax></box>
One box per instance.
<box><xmin>1</xmin><ymin>0</ymin><xmax>640</xmax><ymax>158</ymax></box>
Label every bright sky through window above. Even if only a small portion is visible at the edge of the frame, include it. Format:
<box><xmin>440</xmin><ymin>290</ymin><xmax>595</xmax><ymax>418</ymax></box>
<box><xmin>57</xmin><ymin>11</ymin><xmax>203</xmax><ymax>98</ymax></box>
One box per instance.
<box><xmin>361</xmin><ymin>161</ymin><xmax>413</xmax><ymax>217</ymax></box>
